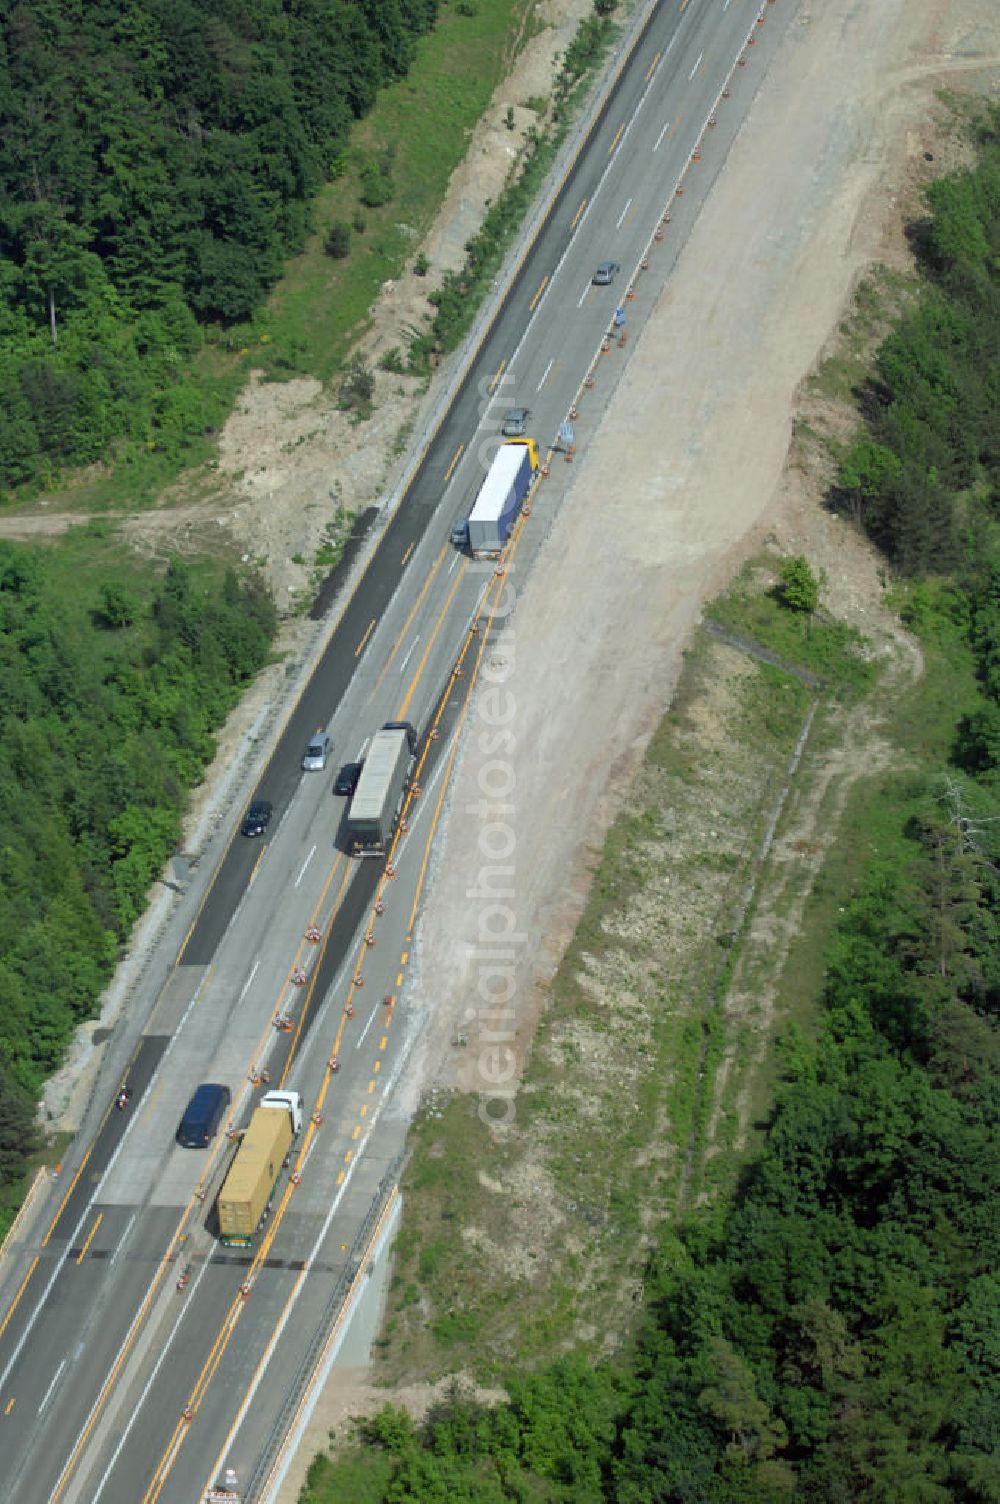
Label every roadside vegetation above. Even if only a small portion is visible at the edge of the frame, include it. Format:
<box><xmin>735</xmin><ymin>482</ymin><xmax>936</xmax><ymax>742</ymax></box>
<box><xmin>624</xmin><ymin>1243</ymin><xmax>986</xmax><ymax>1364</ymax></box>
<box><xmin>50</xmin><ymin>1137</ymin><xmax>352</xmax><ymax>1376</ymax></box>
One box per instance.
<box><xmin>0</xmin><ymin>536</ymin><xmax>276</xmax><ymax>1233</ymax></box>
<box><xmin>0</xmin><ymin>0</ymin><xmax>627</xmax><ymax>510</ymax></box>
<box><xmin>0</xmin><ymin>0</ymin><xmax>440</xmax><ymax>496</ymax></box>
<box><xmin>0</xmin><ymin>0</ymin><xmax>632</xmax><ymax>1231</ymax></box>
<box><xmin>297</xmin><ymin>104</ymin><xmax>1000</xmax><ymax>1504</ymax></box>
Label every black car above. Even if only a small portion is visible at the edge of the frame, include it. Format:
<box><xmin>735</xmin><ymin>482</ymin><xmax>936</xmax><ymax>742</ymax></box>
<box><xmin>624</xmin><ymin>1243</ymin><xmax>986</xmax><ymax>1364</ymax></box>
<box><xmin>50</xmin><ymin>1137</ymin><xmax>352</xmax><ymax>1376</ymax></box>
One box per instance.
<box><xmin>334</xmin><ymin>761</ymin><xmax>363</xmax><ymax>797</ymax></box>
<box><xmin>241</xmin><ymin>799</ymin><xmax>273</xmax><ymax>837</ymax></box>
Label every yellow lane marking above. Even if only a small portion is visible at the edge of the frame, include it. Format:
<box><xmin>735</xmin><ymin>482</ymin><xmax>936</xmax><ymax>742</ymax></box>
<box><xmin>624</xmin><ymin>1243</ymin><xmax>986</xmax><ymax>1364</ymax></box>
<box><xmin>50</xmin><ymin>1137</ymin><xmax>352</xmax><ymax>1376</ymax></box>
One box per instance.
<box><xmin>487</xmin><ymin>361</ymin><xmax>505</xmax><ymax>394</ymax></box>
<box><xmin>127</xmin><ymin>6</ymin><xmax>674</xmax><ymax>1488</ymax></box>
<box><xmin>396</xmin><ymin>557</ymin><xmax>468</xmax><ymax>720</ymax></box>
<box><xmin>352</xmin><ymin>1127</ymin><xmax>361</xmax><ymax>1141</ymax></box>
<box><xmin>336</xmin><ymin>1170</ymin><xmax>345</xmax><ymax>1185</ymax></box>
<box><xmin>344</xmin><ymin>1149</ymin><xmax>353</xmax><ymax>1164</ymax></box>
<box><xmin>4</xmin><ymin>1398</ymin><xmax>13</xmax><ymax>1416</ymax></box>
<box><xmin>370</xmin><ymin>545</ymin><xmax>448</xmax><ymax>699</ymax></box>
<box><xmin>608</xmin><ymin>122</ymin><xmax>625</xmax><ymax>155</ymax></box>
<box><xmin>443</xmin><ymin>443</ymin><xmax>465</xmax><ymax>483</ymax></box>
<box><xmin>645</xmin><ymin>50</ymin><xmax>661</xmax><ymax>82</ymax></box>
<box><xmin>354</xmin><ymin>618</ymin><xmax>376</xmax><ymax>658</ymax></box>
<box><xmin>149</xmin><ymin>562</ymin><xmax>508</xmax><ymax>1502</ymax></box>
<box><xmin>54</xmin><ymin>1197</ymin><xmax>203</xmax><ymax>1503</ymax></box>
<box><xmin>396</xmin><ymin>973</ymin><xmax>404</xmax><ymax>986</ymax></box>
<box><xmin>0</xmin><ymin>1256</ymin><xmax>39</xmax><ymax>1347</ymax></box>
<box><xmin>570</xmin><ymin>197</ymin><xmax>587</xmax><ymax>230</ymax></box>
<box><xmin>528</xmin><ymin>275</ymin><xmax>549</xmax><ymax>312</ymax></box>
<box><xmin>379</xmin><ymin>1036</ymin><xmax>388</xmax><ymax>1050</ymax></box>
<box><xmin>76</xmin><ymin>1213</ymin><xmax>103</xmax><ymax>1266</ymax></box>
<box><xmin>42</xmin><ymin>1152</ymin><xmax>91</xmax><ymax>1248</ymax></box>
<box><xmin>401</xmin><ymin>541</ymin><xmax>414</xmax><ymax>567</ymax></box>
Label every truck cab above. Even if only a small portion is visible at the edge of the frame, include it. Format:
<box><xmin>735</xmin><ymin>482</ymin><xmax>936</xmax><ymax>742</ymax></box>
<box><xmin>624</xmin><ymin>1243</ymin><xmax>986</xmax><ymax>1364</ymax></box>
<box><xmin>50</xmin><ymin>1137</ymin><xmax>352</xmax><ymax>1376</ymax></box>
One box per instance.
<box><xmin>260</xmin><ymin>1089</ymin><xmax>303</xmax><ymax>1134</ymax></box>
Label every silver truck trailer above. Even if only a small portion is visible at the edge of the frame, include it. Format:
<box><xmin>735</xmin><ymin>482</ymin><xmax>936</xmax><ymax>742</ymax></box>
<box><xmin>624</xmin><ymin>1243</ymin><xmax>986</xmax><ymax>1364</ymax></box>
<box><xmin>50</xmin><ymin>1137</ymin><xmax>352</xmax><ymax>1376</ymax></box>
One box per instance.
<box><xmin>345</xmin><ymin>723</ymin><xmax>414</xmax><ymax>854</ymax></box>
<box><xmin>465</xmin><ymin>439</ymin><xmax>538</xmax><ymax>557</ymax></box>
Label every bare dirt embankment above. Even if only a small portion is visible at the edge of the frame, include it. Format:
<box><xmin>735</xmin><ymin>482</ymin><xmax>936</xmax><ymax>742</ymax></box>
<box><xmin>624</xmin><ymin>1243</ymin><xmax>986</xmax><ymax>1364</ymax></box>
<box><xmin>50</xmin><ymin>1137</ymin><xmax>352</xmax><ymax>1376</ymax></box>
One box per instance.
<box><xmin>409</xmin><ymin>0</ymin><xmax>1000</xmax><ymax>1117</ymax></box>
<box><xmin>275</xmin><ymin>0</ymin><xmax>1000</xmax><ymax>1489</ymax></box>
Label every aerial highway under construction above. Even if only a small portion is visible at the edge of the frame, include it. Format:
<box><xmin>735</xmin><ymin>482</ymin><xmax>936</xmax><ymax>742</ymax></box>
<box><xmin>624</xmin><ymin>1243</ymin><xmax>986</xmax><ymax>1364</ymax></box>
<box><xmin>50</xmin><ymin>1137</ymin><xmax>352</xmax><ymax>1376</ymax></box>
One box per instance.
<box><xmin>0</xmin><ymin>2</ymin><xmax>796</xmax><ymax>1500</ymax></box>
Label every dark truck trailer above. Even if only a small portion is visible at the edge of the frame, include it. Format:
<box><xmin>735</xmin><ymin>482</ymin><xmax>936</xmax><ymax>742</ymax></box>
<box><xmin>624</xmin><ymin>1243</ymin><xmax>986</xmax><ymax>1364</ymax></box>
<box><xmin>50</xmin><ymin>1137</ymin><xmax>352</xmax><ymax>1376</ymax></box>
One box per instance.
<box><xmin>466</xmin><ymin>439</ymin><xmax>538</xmax><ymax>557</ymax></box>
<box><xmin>345</xmin><ymin>723</ymin><xmax>414</xmax><ymax>855</ymax></box>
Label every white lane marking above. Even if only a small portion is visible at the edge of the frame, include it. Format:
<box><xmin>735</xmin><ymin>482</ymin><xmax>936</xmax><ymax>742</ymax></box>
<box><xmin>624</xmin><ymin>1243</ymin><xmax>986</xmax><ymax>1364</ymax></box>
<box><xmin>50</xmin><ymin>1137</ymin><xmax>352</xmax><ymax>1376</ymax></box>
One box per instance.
<box><xmin>109</xmin><ymin>1213</ymin><xmax>135</xmax><ymax>1269</ymax></box>
<box><xmin>87</xmin><ymin>1255</ymin><xmax>215</xmax><ymax>1504</ymax></box>
<box><xmin>653</xmin><ymin>120</ymin><xmax>670</xmax><ymax>152</ymax></box>
<box><xmin>536</xmin><ymin>358</ymin><xmax>554</xmax><ymax>391</ymax></box>
<box><xmin>0</xmin><ymin>964</ymin><xmax>212</xmax><ymax>1397</ymax></box>
<box><xmin>399</xmin><ymin>636</ymin><xmax>420</xmax><ymax>674</ymax></box>
<box><xmin>689</xmin><ymin>50</ymin><xmax>703</xmax><ymax>80</ymax></box>
<box><xmin>616</xmin><ymin>196</ymin><xmax>633</xmax><ymax>229</ymax></box>
<box><xmin>489</xmin><ymin>34</ymin><xmax>661</xmax><ymax>368</ymax></box>
<box><xmin>200</xmin><ymin>1045</ymin><xmax>412</xmax><ymax>1497</ymax></box>
<box><xmin>666</xmin><ymin>31</ymin><xmax>678</xmax><ymax>54</ymax></box>
<box><xmin>261</xmin><ymin>1194</ymin><xmax>401</xmax><ymax>1504</ymax></box>
<box><xmin>37</xmin><ymin>1358</ymin><xmax>66</xmax><ymax>1415</ymax></box>
<box><xmin>724</xmin><ymin>0</ymin><xmax>732</xmax><ymax>10</ymax></box>
<box><xmin>238</xmin><ymin>959</ymin><xmax>261</xmax><ymax>1003</ymax></box>
<box><xmin>355</xmin><ymin>1003</ymin><xmax>379</xmax><ymax>1051</ymax></box>
<box><xmin>448</xmin><ymin>552</ymin><xmax>460</xmax><ymax>575</ymax></box>
<box><xmin>577</xmin><ymin>282</ymin><xmax>591</xmax><ymax>308</ymax></box>
<box><xmin>294</xmin><ymin>847</ymin><xmax>316</xmax><ymax>889</ymax></box>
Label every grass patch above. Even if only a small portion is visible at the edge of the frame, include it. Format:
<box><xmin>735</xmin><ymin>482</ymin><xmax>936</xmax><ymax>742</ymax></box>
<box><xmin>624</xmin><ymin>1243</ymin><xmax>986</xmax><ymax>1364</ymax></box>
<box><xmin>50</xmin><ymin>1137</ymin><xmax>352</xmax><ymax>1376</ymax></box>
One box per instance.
<box><xmin>707</xmin><ymin>556</ymin><xmax>875</xmax><ymax>697</ymax></box>
<box><xmin>255</xmin><ymin>0</ymin><xmax>535</xmax><ymax>386</ymax></box>
<box><xmin>379</xmin><ymin>619</ymin><xmax>829</xmax><ymax>1381</ymax></box>
<box><xmin>772</xmin><ymin>578</ymin><xmax>983</xmax><ymax>1046</ymax></box>
<box><xmin>36</xmin><ymin>0</ymin><xmax>538</xmax><ymax>518</ymax></box>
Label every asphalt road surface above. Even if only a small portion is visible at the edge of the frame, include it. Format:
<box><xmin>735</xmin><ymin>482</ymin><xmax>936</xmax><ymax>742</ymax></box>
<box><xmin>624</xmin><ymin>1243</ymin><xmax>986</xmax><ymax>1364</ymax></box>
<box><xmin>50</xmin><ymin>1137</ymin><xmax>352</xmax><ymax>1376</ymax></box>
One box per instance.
<box><xmin>0</xmin><ymin>3</ymin><xmax>796</xmax><ymax>1500</ymax></box>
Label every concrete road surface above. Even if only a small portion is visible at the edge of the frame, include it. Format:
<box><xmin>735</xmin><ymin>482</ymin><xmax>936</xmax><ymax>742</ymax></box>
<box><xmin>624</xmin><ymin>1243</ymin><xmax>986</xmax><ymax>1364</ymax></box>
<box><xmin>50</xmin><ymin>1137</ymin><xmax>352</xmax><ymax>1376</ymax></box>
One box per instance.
<box><xmin>0</xmin><ymin>2</ymin><xmax>796</xmax><ymax>1499</ymax></box>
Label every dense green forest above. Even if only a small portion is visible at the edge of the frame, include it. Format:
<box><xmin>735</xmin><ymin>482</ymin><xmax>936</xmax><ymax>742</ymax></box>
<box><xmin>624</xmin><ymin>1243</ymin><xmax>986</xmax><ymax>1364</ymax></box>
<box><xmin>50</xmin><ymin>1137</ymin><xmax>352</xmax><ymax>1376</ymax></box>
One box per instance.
<box><xmin>300</xmin><ymin>108</ymin><xmax>1000</xmax><ymax>1504</ymax></box>
<box><xmin>0</xmin><ymin>0</ymin><xmax>438</xmax><ymax>490</ymax></box>
<box><xmin>0</xmin><ymin>543</ymin><xmax>275</xmax><ymax>1217</ymax></box>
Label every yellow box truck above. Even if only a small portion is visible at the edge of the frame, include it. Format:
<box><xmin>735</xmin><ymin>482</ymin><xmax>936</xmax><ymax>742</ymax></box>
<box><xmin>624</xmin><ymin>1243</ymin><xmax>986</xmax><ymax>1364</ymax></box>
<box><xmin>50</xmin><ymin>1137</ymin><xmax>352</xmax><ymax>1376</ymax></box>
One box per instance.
<box><xmin>217</xmin><ymin>1090</ymin><xmax>302</xmax><ymax>1246</ymax></box>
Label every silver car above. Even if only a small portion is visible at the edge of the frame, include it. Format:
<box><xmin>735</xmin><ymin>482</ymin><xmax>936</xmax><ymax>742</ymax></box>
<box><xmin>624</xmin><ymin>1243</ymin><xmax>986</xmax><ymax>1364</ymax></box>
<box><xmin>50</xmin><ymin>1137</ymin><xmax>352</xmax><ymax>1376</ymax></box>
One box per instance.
<box><xmin>302</xmin><ymin>732</ymin><xmax>332</xmax><ymax>771</ymax></box>
<box><xmin>501</xmin><ymin>406</ymin><xmax>531</xmax><ymax>437</ymax></box>
<box><xmin>592</xmin><ymin>260</ymin><xmax>620</xmax><ymax>285</ymax></box>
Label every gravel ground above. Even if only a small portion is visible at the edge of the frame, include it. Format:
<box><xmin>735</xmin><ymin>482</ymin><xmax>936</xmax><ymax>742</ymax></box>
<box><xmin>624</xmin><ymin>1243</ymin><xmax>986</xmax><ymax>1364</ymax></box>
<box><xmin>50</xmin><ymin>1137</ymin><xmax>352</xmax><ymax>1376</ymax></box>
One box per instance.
<box><xmin>276</xmin><ymin>0</ymin><xmax>1000</xmax><ymax>1492</ymax></box>
<box><xmin>408</xmin><ymin>0</ymin><xmax>999</xmax><ymax>1107</ymax></box>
